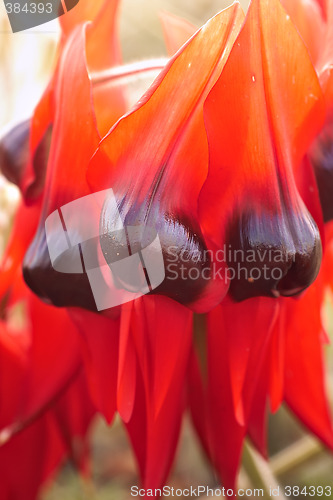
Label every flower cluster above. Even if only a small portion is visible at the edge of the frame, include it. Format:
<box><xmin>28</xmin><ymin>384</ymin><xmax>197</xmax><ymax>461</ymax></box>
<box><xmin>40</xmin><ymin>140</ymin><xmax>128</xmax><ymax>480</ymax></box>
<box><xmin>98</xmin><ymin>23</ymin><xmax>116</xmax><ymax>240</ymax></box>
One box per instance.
<box><xmin>0</xmin><ymin>0</ymin><xmax>333</xmax><ymax>497</ymax></box>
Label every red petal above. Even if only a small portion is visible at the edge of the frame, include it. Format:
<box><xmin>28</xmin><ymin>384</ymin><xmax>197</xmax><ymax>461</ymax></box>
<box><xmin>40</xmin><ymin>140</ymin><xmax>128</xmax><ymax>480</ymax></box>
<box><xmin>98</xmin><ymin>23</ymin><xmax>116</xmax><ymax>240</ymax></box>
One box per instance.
<box><xmin>0</xmin><ymin>413</ymin><xmax>64</xmax><ymax>500</ymax></box>
<box><xmin>23</xmin><ymin>25</ymin><xmax>101</xmax><ymax>308</ymax></box>
<box><xmin>42</xmin><ymin>25</ymin><xmax>100</xmax><ymax>207</ymax></box>
<box><xmin>205</xmin><ymin>304</ymin><xmax>246</xmax><ymax>489</ymax></box>
<box><xmin>88</xmin><ymin>5</ymin><xmax>244</xmax><ymax>312</ymax></box>
<box><xmin>187</xmin><ymin>347</ymin><xmax>210</xmax><ymax>457</ymax></box>
<box><xmin>69</xmin><ymin>309</ymin><xmax>120</xmax><ymax>424</ymax></box>
<box><xmin>51</xmin><ymin>369</ymin><xmax>95</xmax><ymax>471</ymax></box>
<box><xmin>200</xmin><ymin>0</ymin><xmax>324</xmax><ymax>301</ymax></box>
<box><xmin>268</xmin><ymin>309</ymin><xmax>286</xmax><ymax>413</ymax></box>
<box><xmin>280</xmin><ymin>0</ymin><xmax>326</xmax><ymax>64</ymax></box>
<box><xmin>125</xmin><ymin>296</ymin><xmax>192</xmax><ymax>491</ymax></box>
<box><xmin>283</xmin><ymin>276</ymin><xmax>333</xmax><ymax>448</ymax></box>
<box><xmin>60</xmin><ymin>0</ymin><xmax>118</xmax><ymax>38</ymax></box>
<box><xmin>318</xmin><ymin>1</ymin><xmax>333</xmax><ymax>106</ymax></box>
<box><xmin>0</xmin><ymin>274</ymin><xmax>82</xmax><ymax>435</ymax></box>
<box><xmin>201</xmin><ymin>0</ymin><xmax>325</xmax><ymax>243</ymax></box>
<box><xmin>0</xmin><ymin>200</ymin><xmax>40</xmax><ymax>298</ymax></box>
<box><xmin>159</xmin><ymin>11</ymin><xmax>196</xmax><ymax>55</ymax></box>
<box><xmin>247</xmin><ymin>357</ymin><xmax>271</xmax><ymax>458</ymax></box>
<box><xmin>0</xmin><ymin>370</ymin><xmax>93</xmax><ymax>500</ymax></box>
<box><xmin>85</xmin><ymin>0</ymin><xmax>126</xmax><ymax>137</ymax></box>
<box><xmin>189</xmin><ymin>297</ymin><xmax>277</xmax><ymax>489</ymax></box>
<box><xmin>117</xmin><ymin>303</ymin><xmax>136</xmax><ymax>423</ymax></box>
<box><xmin>22</xmin><ymin>0</ymin><xmax>124</xmax><ymax>201</ymax></box>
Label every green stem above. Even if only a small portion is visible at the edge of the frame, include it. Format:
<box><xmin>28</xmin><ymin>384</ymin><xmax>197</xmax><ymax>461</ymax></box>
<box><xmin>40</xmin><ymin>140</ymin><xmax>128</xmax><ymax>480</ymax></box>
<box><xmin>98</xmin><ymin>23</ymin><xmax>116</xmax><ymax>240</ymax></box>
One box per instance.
<box><xmin>242</xmin><ymin>440</ymin><xmax>287</xmax><ymax>500</ymax></box>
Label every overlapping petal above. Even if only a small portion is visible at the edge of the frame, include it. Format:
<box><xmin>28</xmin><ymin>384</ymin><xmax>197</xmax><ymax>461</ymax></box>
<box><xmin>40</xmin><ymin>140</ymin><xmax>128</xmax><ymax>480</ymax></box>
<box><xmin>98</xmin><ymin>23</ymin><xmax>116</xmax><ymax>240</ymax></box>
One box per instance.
<box><xmin>1</xmin><ymin>0</ymin><xmax>333</xmax><ymax>496</ymax></box>
<box><xmin>0</xmin><ymin>368</ymin><xmax>93</xmax><ymax>500</ymax></box>
<box><xmin>159</xmin><ymin>11</ymin><xmax>196</xmax><ymax>56</ymax></box>
<box><xmin>200</xmin><ymin>0</ymin><xmax>325</xmax><ymax>301</ymax></box>
<box><xmin>87</xmin><ymin>4</ymin><xmax>245</xmax><ymax>313</ymax></box>
<box><xmin>189</xmin><ymin>298</ymin><xmax>278</xmax><ymax>488</ymax></box>
<box><xmin>19</xmin><ymin>0</ymin><xmax>124</xmax><ymax>202</ymax></box>
<box><xmin>124</xmin><ymin>296</ymin><xmax>192</xmax><ymax>493</ymax></box>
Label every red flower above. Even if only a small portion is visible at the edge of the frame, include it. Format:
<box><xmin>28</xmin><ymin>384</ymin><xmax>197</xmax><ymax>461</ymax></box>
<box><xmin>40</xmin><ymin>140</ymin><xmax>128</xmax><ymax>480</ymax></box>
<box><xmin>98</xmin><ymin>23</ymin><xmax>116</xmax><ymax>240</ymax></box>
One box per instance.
<box><xmin>1</xmin><ymin>0</ymin><xmax>333</xmax><ymax>497</ymax></box>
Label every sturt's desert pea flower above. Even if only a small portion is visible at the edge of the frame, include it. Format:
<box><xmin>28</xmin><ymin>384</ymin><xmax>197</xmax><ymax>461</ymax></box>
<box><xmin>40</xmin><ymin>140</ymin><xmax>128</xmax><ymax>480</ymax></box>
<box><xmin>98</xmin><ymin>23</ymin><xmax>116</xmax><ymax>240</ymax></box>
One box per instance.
<box><xmin>0</xmin><ymin>0</ymin><xmax>333</xmax><ymax>498</ymax></box>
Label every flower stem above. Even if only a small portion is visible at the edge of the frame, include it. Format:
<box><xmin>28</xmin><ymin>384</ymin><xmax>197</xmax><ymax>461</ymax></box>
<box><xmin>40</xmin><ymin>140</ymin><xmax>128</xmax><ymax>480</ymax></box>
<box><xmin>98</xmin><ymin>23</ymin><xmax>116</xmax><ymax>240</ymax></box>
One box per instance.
<box><xmin>242</xmin><ymin>440</ymin><xmax>287</xmax><ymax>499</ymax></box>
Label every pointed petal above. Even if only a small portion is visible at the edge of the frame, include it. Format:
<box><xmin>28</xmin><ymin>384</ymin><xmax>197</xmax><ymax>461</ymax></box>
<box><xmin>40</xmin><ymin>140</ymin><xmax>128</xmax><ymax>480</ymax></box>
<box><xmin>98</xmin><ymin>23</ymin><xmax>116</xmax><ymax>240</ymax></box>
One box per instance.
<box><xmin>205</xmin><ymin>304</ymin><xmax>246</xmax><ymax>489</ymax></box>
<box><xmin>68</xmin><ymin>308</ymin><xmax>120</xmax><ymax>424</ymax></box>
<box><xmin>0</xmin><ymin>414</ymin><xmax>64</xmax><ymax>500</ymax></box>
<box><xmin>223</xmin><ymin>297</ymin><xmax>278</xmax><ymax>425</ymax></box>
<box><xmin>159</xmin><ymin>11</ymin><xmax>196</xmax><ymax>55</ymax></box>
<box><xmin>188</xmin><ymin>297</ymin><xmax>277</xmax><ymax>489</ymax></box>
<box><xmin>51</xmin><ymin>369</ymin><xmax>95</xmax><ymax>471</ymax></box>
<box><xmin>22</xmin><ymin>0</ymin><xmax>124</xmax><ymax>201</ymax></box>
<box><xmin>0</xmin><ymin>273</ymin><xmax>82</xmax><ymax>436</ymax></box>
<box><xmin>247</xmin><ymin>358</ymin><xmax>270</xmax><ymax>458</ymax></box>
<box><xmin>19</xmin><ymin>293</ymin><xmax>81</xmax><ymax>423</ymax></box>
<box><xmin>318</xmin><ymin>1</ymin><xmax>333</xmax><ymax>107</ymax></box>
<box><xmin>117</xmin><ymin>303</ymin><xmax>136</xmax><ymax>423</ymax></box>
<box><xmin>0</xmin><ymin>370</ymin><xmax>94</xmax><ymax>500</ymax></box>
<box><xmin>268</xmin><ymin>311</ymin><xmax>286</xmax><ymax>413</ymax></box>
<box><xmin>23</xmin><ymin>25</ymin><xmax>101</xmax><ymax>309</ymax></box>
<box><xmin>187</xmin><ymin>347</ymin><xmax>210</xmax><ymax>457</ymax></box>
<box><xmin>125</xmin><ymin>296</ymin><xmax>192</xmax><ymax>491</ymax></box>
<box><xmin>85</xmin><ymin>0</ymin><xmax>126</xmax><ymax>137</ymax></box>
<box><xmin>284</xmin><ymin>278</ymin><xmax>333</xmax><ymax>448</ymax></box>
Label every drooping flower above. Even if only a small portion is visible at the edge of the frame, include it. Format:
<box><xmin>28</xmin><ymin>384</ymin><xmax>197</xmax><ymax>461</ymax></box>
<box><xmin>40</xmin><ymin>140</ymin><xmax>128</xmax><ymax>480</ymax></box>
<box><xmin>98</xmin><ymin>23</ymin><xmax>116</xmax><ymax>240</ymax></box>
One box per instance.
<box><xmin>184</xmin><ymin>0</ymin><xmax>333</xmax><ymax>487</ymax></box>
<box><xmin>20</xmin><ymin>3</ymin><xmax>246</xmax><ymax>490</ymax></box>
<box><xmin>1</xmin><ymin>0</ymin><xmax>333</xmax><ymax>497</ymax></box>
<box><xmin>83</xmin><ymin>0</ymin><xmax>332</xmax><ymax>490</ymax></box>
<box><xmin>279</xmin><ymin>0</ymin><xmax>333</xmax><ymax>223</ymax></box>
<box><xmin>0</xmin><ymin>1</ymin><xmax>124</xmax><ymax>496</ymax></box>
<box><xmin>114</xmin><ymin>0</ymin><xmax>333</xmax><ymax>489</ymax></box>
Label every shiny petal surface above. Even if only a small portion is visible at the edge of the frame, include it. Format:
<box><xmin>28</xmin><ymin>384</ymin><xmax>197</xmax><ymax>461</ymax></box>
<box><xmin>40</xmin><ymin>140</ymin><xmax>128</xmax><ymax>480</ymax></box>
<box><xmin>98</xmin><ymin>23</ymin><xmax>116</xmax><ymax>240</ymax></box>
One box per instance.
<box><xmin>88</xmin><ymin>5</ymin><xmax>245</xmax><ymax>312</ymax></box>
<box><xmin>23</xmin><ymin>25</ymin><xmax>101</xmax><ymax>309</ymax></box>
<box><xmin>200</xmin><ymin>0</ymin><xmax>325</xmax><ymax>301</ymax></box>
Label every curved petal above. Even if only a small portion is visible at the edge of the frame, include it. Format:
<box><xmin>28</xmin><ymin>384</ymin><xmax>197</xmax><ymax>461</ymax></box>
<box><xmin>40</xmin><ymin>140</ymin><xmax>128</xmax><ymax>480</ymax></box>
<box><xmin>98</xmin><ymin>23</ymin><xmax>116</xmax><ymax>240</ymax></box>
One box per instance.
<box><xmin>159</xmin><ymin>11</ymin><xmax>196</xmax><ymax>56</ymax></box>
<box><xmin>22</xmin><ymin>0</ymin><xmax>124</xmax><ymax>201</ymax></box>
<box><xmin>88</xmin><ymin>4</ymin><xmax>245</xmax><ymax>312</ymax></box>
<box><xmin>0</xmin><ymin>200</ymin><xmax>40</xmax><ymax>298</ymax></box>
<box><xmin>0</xmin><ymin>273</ymin><xmax>82</xmax><ymax>436</ymax></box>
<box><xmin>69</xmin><ymin>308</ymin><xmax>120</xmax><ymax>424</ymax></box>
<box><xmin>0</xmin><ymin>369</ymin><xmax>94</xmax><ymax>500</ymax></box>
<box><xmin>59</xmin><ymin>0</ymin><xmax>117</xmax><ymax>39</ymax></box>
<box><xmin>317</xmin><ymin>0</ymin><xmax>333</xmax><ymax>97</ymax></box>
<box><xmin>23</xmin><ymin>25</ymin><xmax>101</xmax><ymax>309</ymax></box>
<box><xmin>125</xmin><ymin>296</ymin><xmax>192</xmax><ymax>491</ymax></box>
<box><xmin>188</xmin><ymin>297</ymin><xmax>277</xmax><ymax>489</ymax></box>
<box><xmin>283</xmin><ymin>275</ymin><xmax>333</xmax><ymax>448</ymax></box>
<box><xmin>200</xmin><ymin>0</ymin><xmax>325</xmax><ymax>301</ymax></box>
<box><xmin>280</xmin><ymin>0</ymin><xmax>326</xmax><ymax>64</ymax></box>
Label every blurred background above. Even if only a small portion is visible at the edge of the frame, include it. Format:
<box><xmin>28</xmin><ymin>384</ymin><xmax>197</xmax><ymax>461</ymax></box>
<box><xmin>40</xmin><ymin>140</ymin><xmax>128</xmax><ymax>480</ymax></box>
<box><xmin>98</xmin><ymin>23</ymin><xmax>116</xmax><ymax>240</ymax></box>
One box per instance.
<box><xmin>0</xmin><ymin>0</ymin><xmax>332</xmax><ymax>499</ymax></box>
